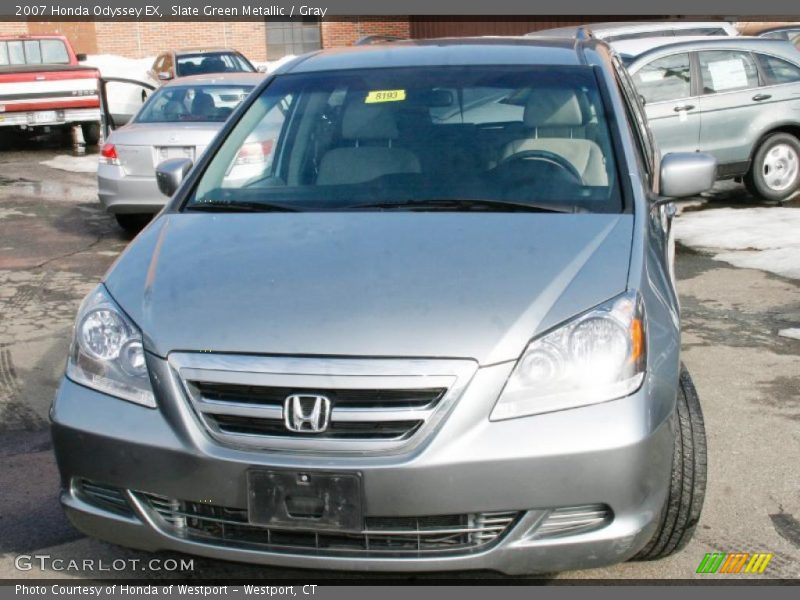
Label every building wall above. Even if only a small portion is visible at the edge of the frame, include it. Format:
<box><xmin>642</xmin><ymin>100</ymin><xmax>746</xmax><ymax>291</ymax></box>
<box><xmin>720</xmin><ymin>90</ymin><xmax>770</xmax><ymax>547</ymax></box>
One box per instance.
<box><xmin>93</xmin><ymin>21</ymin><xmax>268</xmax><ymax>60</ymax></box>
<box><xmin>321</xmin><ymin>17</ymin><xmax>411</xmax><ymax>47</ymax></box>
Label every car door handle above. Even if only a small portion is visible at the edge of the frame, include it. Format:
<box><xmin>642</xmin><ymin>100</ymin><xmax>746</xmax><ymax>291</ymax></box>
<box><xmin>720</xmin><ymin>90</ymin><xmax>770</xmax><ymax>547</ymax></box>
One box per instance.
<box><xmin>673</xmin><ymin>105</ymin><xmax>695</xmax><ymax>112</ymax></box>
<box><xmin>752</xmin><ymin>94</ymin><xmax>772</xmax><ymax>101</ymax></box>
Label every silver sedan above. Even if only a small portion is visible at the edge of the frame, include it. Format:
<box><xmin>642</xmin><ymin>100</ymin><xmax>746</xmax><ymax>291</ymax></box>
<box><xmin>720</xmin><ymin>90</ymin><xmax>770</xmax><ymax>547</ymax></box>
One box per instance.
<box><xmin>98</xmin><ymin>72</ymin><xmax>266</xmax><ymax>231</ymax></box>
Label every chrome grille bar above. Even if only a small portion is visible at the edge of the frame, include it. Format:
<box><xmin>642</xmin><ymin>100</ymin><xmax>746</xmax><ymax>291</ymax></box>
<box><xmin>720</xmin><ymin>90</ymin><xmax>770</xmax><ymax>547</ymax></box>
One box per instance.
<box><xmin>168</xmin><ymin>353</ymin><xmax>477</xmax><ymax>454</ymax></box>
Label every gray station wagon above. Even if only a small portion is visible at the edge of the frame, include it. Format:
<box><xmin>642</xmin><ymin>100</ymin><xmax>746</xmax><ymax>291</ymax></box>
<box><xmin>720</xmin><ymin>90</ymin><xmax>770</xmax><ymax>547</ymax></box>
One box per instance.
<box><xmin>617</xmin><ymin>36</ymin><xmax>800</xmax><ymax>202</ymax></box>
<box><xmin>52</xmin><ymin>34</ymin><xmax>713</xmax><ymax>575</ymax></box>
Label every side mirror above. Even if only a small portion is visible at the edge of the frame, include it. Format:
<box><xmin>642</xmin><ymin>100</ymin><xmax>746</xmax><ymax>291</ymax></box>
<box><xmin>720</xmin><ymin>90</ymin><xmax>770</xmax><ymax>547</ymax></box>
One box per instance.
<box><xmin>158</xmin><ymin>71</ymin><xmax>173</xmax><ymax>81</ymax></box>
<box><xmin>659</xmin><ymin>152</ymin><xmax>717</xmax><ymax>199</ymax></box>
<box><xmin>257</xmin><ymin>65</ymin><xmax>268</xmax><ymax>73</ymax></box>
<box><xmin>75</xmin><ymin>53</ymin><xmax>87</xmax><ymax>62</ymax></box>
<box><xmin>156</xmin><ymin>158</ymin><xmax>193</xmax><ymax>197</ymax></box>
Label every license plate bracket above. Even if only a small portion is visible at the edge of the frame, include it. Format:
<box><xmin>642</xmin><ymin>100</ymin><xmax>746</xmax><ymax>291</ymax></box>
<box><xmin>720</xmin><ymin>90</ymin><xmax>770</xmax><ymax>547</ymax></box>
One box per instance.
<box><xmin>247</xmin><ymin>470</ymin><xmax>363</xmax><ymax>532</ymax></box>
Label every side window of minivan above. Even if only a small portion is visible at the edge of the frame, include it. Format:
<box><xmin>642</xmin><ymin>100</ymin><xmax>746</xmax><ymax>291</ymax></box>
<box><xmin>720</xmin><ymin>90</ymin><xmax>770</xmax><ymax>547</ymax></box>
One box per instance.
<box><xmin>755</xmin><ymin>53</ymin><xmax>800</xmax><ymax>85</ymax></box>
<box><xmin>698</xmin><ymin>50</ymin><xmax>759</xmax><ymax>94</ymax></box>
<box><xmin>632</xmin><ymin>53</ymin><xmax>692</xmax><ymax>104</ymax></box>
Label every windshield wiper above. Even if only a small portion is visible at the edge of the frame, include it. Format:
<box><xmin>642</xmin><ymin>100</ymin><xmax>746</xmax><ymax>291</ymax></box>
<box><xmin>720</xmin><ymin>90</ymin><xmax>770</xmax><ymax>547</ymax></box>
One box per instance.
<box><xmin>343</xmin><ymin>199</ymin><xmax>581</xmax><ymax>213</ymax></box>
<box><xmin>186</xmin><ymin>201</ymin><xmax>301</xmax><ymax>213</ymax></box>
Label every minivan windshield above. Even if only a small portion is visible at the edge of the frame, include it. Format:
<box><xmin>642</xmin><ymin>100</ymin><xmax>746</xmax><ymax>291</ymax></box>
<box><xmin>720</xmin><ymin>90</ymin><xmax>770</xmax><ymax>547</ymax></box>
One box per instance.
<box><xmin>188</xmin><ymin>66</ymin><xmax>623</xmax><ymax>213</ymax></box>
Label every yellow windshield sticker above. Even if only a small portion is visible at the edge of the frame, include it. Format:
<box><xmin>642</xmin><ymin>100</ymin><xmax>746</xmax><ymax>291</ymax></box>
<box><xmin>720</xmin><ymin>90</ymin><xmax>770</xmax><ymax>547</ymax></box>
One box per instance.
<box><xmin>365</xmin><ymin>90</ymin><xmax>406</xmax><ymax>103</ymax></box>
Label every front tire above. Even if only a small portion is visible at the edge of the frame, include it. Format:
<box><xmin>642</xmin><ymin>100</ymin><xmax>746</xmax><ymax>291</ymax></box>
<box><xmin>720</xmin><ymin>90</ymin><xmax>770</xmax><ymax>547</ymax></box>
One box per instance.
<box><xmin>114</xmin><ymin>213</ymin><xmax>150</xmax><ymax>233</ymax></box>
<box><xmin>744</xmin><ymin>133</ymin><xmax>800</xmax><ymax>203</ymax></box>
<box><xmin>632</xmin><ymin>364</ymin><xmax>707</xmax><ymax>560</ymax></box>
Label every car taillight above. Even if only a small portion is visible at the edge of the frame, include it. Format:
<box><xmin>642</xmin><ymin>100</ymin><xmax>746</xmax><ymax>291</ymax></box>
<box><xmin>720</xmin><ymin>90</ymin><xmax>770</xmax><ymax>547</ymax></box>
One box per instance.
<box><xmin>100</xmin><ymin>143</ymin><xmax>120</xmax><ymax>166</ymax></box>
<box><xmin>233</xmin><ymin>140</ymin><xmax>274</xmax><ymax>165</ymax></box>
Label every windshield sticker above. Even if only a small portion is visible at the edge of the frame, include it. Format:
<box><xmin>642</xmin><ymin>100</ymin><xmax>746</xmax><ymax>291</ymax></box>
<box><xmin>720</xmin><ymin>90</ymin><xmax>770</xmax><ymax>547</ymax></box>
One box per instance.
<box><xmin>365</xmin><ymin>90</ymin><xmax>407</xmax><ymax>103</ymax></box>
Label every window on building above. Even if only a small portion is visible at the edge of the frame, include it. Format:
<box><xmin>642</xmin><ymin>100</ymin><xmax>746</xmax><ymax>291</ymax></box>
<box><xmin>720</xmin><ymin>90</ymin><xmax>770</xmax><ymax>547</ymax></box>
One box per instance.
<box><xmin>266</xmin><ymin>19</ymin><xmax>322</xmax><ymax>60</ymax></box>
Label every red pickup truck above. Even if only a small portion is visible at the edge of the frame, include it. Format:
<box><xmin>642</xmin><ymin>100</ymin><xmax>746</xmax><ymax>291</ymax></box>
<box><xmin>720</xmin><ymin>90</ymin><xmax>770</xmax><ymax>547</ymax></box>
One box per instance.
<box><xmin>0</xmin><ymin>34</ymin><xmax>102</xmax><ymax>144</ymax></box>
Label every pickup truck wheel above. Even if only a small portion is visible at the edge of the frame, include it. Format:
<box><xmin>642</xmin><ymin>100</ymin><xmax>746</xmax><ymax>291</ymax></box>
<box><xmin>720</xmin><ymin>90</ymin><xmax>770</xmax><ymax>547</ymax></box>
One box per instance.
<box><xmin>81</xmin><ymin>122</ymin><xmax>101</xmax><ymax>146</ymax></box>
<box><xmin>744</xmin><ymin>133</ymin><xmax>800</xmax><ymax>203</ymax></box>
<box><xmin>632</xmin><ymin>364</ymin><xmax>707</xmax><ymax>561</ymax></box>
<box><xmin>114</xmin><ymin>214</ymin><xmax>149</xmax><ymax>233</ymax></box>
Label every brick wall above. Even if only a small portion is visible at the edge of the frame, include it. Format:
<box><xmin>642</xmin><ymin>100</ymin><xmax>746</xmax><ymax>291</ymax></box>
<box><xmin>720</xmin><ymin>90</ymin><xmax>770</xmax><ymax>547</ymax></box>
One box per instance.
<box><xmin>93</xmin><ymin>21</ymin><xmax>268</xmax><ymax>61</ymax></box>
<box><xmin>0</xmin><ymin>22</ymin><xmax>29</xmax><ymax>35</ymax></box>
<box><xmin>321</xmin><ymin>17</ymin><xmax>411</xmax><ymax>47</ymax></box>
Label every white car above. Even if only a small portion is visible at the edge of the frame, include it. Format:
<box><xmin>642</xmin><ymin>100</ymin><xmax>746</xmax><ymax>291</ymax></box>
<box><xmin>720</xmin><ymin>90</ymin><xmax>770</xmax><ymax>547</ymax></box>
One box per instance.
<box><xmin>529</xmin><ymin>21</ymin><xmax>739</xmax><ymax>42</ymax></box>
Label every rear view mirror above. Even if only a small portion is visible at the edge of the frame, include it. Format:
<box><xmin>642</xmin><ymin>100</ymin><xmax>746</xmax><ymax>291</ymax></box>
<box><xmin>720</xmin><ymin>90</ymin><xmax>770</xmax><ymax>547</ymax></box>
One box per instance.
<box><xmin>422</xmin><ymin>89</ymin><xmax>454</xmax><ymax>107</ymax></box>
<box><xmin>156</xmin><ymin>158</ymin><xmax>193</xmax><ymax>197</ymax></box>
<box><xmin>659</xmin><ymin>152</ymin><xmax>717</xmax><ymax>198</ymax></box>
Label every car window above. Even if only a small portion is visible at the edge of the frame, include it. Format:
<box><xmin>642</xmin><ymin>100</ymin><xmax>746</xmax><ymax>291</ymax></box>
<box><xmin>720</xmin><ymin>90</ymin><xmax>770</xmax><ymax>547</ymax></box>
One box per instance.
<box><xmin>135</xmin><ymin>84</ymin><xmax>252</xmax><ymax>123</ymax></box>
<box><xmin>23</xmin><ymin>40</ymin><xmax>42</xmax><ymax>63</ymax></box>
<box><xmin>673</xmin><ymin>27</ymin><xmax>728</xmax><ymax>36</ymax></box>
<box><xmin>0</xmin><ymin>39</ymin><xmax>70</xmax><ymax>65</ymax></box>
<box><xmin>632</xmin><ymin>53</ymin><xmax>692</xmax><ymax>103</ymax></box>
<box><xmin>760</xmin><ymin>31</ymin><xmax>789</xmax><ymax>40</ymax></box>
<box><xmin>756</xmin><ymin>53</ymin><xmax>800</xmax><ymax>84</ymax></box>
<box><xmin>176</xmin><ymin>52</ymin><xmax>254</xmax><ymax>77</ymax></box>
<box><xmin>614</xmin><ymin>57</ymin><xmax>656</xmax><ymax>183</ymax></box>
<box><xmin>40</xmin><ymin>40</ymin><xmax>69</xmax><ymax>63</ymax></box>
<box><xmin>699</xmin><ymin>50</ymin><xmax>759</xmax><ymax>94</ymax></box>
<box><xmin>190</xmin><ymin>66</ymin><xmax>624</xmax><ymax>214</ymax></box>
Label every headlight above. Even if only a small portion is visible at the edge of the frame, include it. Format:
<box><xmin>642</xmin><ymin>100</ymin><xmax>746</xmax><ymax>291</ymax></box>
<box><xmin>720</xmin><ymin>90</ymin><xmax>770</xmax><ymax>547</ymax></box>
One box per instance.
<box><xmin>66</xmin><ymin>285</ymin><xmax>155</xmax><ymax>408</ymax></box>
<box><xmin>490</xmin><ymin>291</ymin><xmax>645</xmax><ymax>420</ymax></box>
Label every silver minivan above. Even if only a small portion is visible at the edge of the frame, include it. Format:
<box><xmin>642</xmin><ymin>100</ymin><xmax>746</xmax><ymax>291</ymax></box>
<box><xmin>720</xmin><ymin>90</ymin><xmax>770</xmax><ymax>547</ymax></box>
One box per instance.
<box><xmin>618</xmin><ymin>36</ymin><xmax>800</xmax><ymax>202</ymax></box>
<box><xmin>52</xmin><ymin>36</ymin><xmax>714</xmax><ymax>575</ymax></box>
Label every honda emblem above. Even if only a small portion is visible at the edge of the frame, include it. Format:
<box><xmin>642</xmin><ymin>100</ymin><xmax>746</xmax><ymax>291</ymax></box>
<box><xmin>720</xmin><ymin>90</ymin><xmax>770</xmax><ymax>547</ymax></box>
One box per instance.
<box><xmin>284</xmin><ymin>394</ymin><xmax>331</xmax><ymax>433</ymax></box>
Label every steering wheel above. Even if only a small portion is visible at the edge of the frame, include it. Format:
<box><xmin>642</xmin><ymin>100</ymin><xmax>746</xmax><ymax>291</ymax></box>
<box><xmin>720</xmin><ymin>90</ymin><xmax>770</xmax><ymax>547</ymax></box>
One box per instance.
<box><xmin>499</xmin><ymin>149</ymin><xmax>583</xmax><ymax>184</ymax></box>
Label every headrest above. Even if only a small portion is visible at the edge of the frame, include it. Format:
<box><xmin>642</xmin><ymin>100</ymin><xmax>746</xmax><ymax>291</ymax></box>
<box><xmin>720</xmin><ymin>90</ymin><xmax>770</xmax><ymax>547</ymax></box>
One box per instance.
<box><xmin>524</xmin><ymin>87</ymin><xmax>584</xmax><ymax>128</ymax></box>
<box><xmin>342</xmin><ymin>102</ymin><xmax>399</xmax><ymax>140</ymax></box>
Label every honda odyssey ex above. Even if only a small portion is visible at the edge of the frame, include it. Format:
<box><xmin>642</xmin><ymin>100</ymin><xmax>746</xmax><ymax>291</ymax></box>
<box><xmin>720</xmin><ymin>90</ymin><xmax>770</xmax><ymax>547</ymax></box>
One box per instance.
<box><xmin>51</xmin><ymin>35</ymin><xmax>713</xmax><ymax>575</ymax></box>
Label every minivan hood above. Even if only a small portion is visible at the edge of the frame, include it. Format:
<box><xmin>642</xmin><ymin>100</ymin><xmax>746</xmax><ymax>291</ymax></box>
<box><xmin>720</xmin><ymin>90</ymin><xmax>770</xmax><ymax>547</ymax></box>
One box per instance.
<box><xmin>105</xmin><ymin>213</ymin><xmax>633</xmax><ymax>365</ymax></box>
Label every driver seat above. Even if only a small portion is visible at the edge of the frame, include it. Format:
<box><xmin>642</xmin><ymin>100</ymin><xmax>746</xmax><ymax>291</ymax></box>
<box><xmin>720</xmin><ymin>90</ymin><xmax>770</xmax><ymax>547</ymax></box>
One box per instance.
<box><xmin>499</xmin><ymin>87</ymin><xmax>607</xmax><ymax>186</ymax></box>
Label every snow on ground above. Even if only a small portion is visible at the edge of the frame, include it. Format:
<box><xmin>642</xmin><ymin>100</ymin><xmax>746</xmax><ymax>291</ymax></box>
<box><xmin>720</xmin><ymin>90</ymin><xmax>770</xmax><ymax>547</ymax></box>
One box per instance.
<box><xmin>674</xmin><ymin>207</ymin><xmax>800</xmax><ymax>281</ymax></box>
<box><xmin>778</xmin><ymin>328</ymin><xmax>800</xmax><ymax>341</ymax></box>
<box><xmin>40</xmin><ymin>155</ymin><xmax>98</xmax><ymax>174</ymax></box>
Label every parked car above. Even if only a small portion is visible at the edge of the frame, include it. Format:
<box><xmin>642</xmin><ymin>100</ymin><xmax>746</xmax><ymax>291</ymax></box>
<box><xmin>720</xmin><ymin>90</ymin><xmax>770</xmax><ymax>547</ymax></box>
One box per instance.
<box><xmin>529</xmin><ymin>21</ymin><xmax>738</xmax><ymax>42</ymax></box>
<box><xmin>146</xmin><ymin>48</ymin><xmax>256</xmax><ymax>86</ymax></box>
<box><xmin>617</xmin><ymin>36</ymin><xmax>800</xmax><ymax>202</ymax></box>
<box><xmin>98</xmin><ymin>73</ymin><xmax>263</xmax><ymax>231</ymax></box>
<box><xmin>758</xmin><ymin>26</ymin><xmax>800</xmax><ymax>50</ymax></box>
<box><xmin>0</xmin><ymin>34</ymin><xmax>102</xmax><ymax>144</ymax></box>
<box><xmin>52</xmin><ymin>36</ymin><xmax>712</xmax><ymax>575</ymax></box>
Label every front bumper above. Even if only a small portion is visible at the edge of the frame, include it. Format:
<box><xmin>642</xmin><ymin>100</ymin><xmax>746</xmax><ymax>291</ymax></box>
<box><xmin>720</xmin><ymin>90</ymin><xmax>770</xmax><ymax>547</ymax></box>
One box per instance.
<box><xmin>98</xmin><ymin>163</ymin><xmax>166</xmax><ymax>214</ymax></box>
<box><xmin>51</xmin><ymin>359</ymin><xmax>675</xmax><ymax>576</ymax></box>
<box><xmin>0</xmin><ymin>107</ymin><xmax>100</xmax><ymax>127</ymax></box>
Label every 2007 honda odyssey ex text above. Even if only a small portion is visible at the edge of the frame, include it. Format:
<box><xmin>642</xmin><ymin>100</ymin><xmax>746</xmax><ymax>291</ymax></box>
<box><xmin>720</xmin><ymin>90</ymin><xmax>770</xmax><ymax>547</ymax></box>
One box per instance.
<box><xmin>51</xmin><ymin>35</ymin><xmax>713</xmax><ymax>575</ymax></box>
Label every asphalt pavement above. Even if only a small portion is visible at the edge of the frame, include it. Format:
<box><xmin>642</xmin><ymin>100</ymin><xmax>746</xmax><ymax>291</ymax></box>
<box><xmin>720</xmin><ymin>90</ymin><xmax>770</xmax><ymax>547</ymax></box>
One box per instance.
<box><xmin>0</xmin><ymin>138</ymin><xmax>798</xmax><ymax>581</ymax></box>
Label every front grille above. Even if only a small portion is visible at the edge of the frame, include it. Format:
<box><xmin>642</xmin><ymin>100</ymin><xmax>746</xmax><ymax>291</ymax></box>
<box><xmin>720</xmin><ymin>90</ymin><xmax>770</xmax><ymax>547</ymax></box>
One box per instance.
<box><xmin>170</xmin><ymin>353</ymin><xmax>476</xmax><ymax>453</ymax></box>
<box><xmin>75</xmin><ymin>479</ymin><xmax>133</xmax><ymax>516</ymax></box>
<box><xmin>193</xmin><ymin>383</ymin><xmax>441</xmax><ymax>442</ymax></box>
<box><xmin>139</xmin><ymin>493</ymin><xmax>519</xmax><ymax>557</ymax></box>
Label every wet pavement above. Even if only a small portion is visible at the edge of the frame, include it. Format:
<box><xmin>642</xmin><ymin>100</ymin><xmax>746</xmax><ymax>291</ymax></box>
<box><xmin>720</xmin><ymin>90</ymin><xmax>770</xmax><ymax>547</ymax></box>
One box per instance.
<box><xmin>0</xmin><ymin>138</ymin><xmax>798</xmax><ymax>581</ymax></box>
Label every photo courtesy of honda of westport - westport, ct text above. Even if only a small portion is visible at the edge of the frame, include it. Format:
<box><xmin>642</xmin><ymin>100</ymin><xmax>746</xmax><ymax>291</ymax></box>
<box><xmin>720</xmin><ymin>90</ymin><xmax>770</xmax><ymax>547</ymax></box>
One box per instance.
<box><xmin>0</xmin><ymin>1</ymin><xmax>798</xmax><ymax>599</ymax></box>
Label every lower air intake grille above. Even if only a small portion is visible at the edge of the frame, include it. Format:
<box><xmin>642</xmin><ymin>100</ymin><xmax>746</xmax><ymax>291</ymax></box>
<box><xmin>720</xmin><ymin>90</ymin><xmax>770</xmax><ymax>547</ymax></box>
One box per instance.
<box><xmin>533</xmin><ymin>504</ymin><xmax>613</xmax><ymax>539</ymax></box>
<box><xmin>139</xmin><ymin>493</ymin><xmax>520</xmax><ymax>557</ymax></box>
<box><xmin>75</xmin><ymin>479</ymin><xmax>133</xmax><ymax>516</ymax></box>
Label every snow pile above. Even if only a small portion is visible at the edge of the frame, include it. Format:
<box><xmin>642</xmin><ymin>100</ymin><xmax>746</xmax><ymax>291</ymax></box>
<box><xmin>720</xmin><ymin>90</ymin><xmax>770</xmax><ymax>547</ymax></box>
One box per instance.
<box><xmin>253</xmin><ymin>55</ymin><xmax>296</xmax><ymax>73</ymax></box>
<box><xmin>80</xmin><ymin>54</ymin><xmax>155</xmax><ymax>117</ymax></box>
<box><xmin>40</xmin><ymin>155</ymin><xmax>98</xmax><ymax>174</ymax></box>
<box><xmin>778</xmin><ymin>328</ymin><xmax>800</xmax><ymax>341</ymax></box>
<box><xmin>674</xmin><ymin>207</ymin><xmax>800</xmax><ymax>280</ymax></box>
